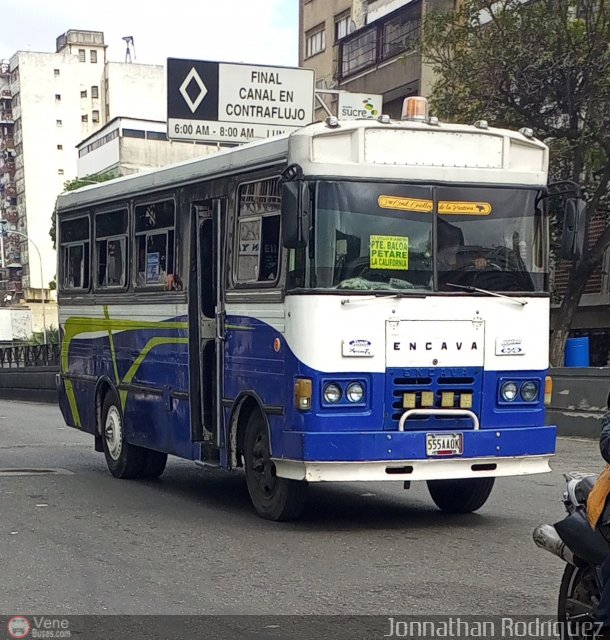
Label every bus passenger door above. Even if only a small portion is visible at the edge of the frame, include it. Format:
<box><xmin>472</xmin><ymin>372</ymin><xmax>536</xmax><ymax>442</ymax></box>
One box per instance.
<box><xmin>194</xmin><ymin>199</ymin><xmax>225</xmax><ymax>449</ymax></box>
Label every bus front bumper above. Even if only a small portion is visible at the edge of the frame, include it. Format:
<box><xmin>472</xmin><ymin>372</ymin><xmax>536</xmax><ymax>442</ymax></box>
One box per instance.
<box><xmin>274</xmin><ymin>425</ymin><xmax>556</xmax><ymax>482</ymax></box>
<box><xmin>273</xmin><ymin>454</ymin><xmax>552</xmax><ymax>482</ymax></box>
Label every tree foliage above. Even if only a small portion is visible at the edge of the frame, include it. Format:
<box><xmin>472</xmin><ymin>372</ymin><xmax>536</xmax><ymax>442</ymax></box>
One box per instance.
<box><xmin>49</xmin><ymin>172</ymin><xmax>115</xmax><ymax>249</ymax></box>
<box><xmin>422</xmin><ymin>0</ymin><xmax>610</xmax><ymax>365</ymax></box>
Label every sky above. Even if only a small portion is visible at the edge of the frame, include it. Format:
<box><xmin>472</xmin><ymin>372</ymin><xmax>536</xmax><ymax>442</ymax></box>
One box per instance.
<box><xmin>1</xmin><ymin>0</ymin><xmax>299</xmax><ymax>67</ymax></box>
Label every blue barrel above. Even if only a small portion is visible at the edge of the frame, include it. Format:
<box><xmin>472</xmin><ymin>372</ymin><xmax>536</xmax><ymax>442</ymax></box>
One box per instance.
<box><xmin>565</xmin><ymin>336</ymin><xmax>590</xmax><ymax>367</ymax></box>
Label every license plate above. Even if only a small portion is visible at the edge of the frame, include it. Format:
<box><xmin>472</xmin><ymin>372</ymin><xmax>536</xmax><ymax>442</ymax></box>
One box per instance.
<box><xmin>426</xmin><ymin>433</ymin><xmax>463</xmax><ymax>457</ymax></box>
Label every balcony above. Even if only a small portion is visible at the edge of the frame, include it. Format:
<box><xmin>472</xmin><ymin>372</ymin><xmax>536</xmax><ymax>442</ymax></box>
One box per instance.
<box><xmin>0</xmin><ymin>110</ymin><xmax>13</xmax><ymax>124</ymax></box>
<box><xmin>0</xmin><ymin>138</ymin><xmax>15</xmax><ymax>152</ymax></box>
<box><xmin>337</xmin><ymin>1</ymin><xmax>422</xmax><ymax>82</ymax></box>
<box><xmin>2</xmin><ymin>210</ymin><xmax>18</xmax><ymax>225</ymax></box>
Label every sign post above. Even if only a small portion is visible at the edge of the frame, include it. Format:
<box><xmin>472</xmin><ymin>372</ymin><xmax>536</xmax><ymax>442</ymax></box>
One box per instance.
<box><xmin>167</xmin><ymin>58</ymin><xmax>315</xmax><ymax>145</ymax></box>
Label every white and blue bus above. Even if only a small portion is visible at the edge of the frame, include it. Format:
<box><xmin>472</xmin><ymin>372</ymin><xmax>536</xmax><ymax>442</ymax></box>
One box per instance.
<box><xmin>56</xmin><ymin>97</ymin><xmax>564</xmax><ymax>520</ymax></box>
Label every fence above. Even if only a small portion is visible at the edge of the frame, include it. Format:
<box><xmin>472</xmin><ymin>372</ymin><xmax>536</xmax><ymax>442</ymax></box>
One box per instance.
<box><xmin>0</xmin><ymin>342</ymin><xmax>60</xmax><ymax>368</ymax></box>
<box><xmin>0</xmin><ymin>342</ymin><xmax>59</xmax><ymax>402</ymax></box>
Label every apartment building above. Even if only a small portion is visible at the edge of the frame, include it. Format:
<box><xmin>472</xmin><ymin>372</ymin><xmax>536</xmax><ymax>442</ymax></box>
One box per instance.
<box><xmin>299</xmin><ymin>0</ymin><xmax>451</xmax><ymax>118</ymax></box>
<box><xmin>1</xmin><ymin>30</ymin><xmax>168</xmax><ymax>295</ymax></box>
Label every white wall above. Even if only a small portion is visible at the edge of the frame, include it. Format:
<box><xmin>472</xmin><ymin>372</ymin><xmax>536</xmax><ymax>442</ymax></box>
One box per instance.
<box><xmin>77</xmin><ymin>125</ymin><xmax>120</xmax><ymax>177</ymax></box>
<box><xmin>0</xmin><ymin>308</ymin><xmax>32</xmax><ymax>341</ymax></box>
<box><xmin>10</xmin><ymin>308</ymin><xmax>32</xmax><ymax>340</ymax></box>
<box><xmin>105</xmin><ymin>63</ymin><xmax>166</xmax><ymax>122</ymax></box>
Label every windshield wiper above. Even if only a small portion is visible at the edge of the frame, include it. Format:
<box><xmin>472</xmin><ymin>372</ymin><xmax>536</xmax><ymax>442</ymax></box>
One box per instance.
<box><xmin>445</xmin><ymin>282</ymin><xmax>527</xmax><ymax>307</ymax></box>
<box><xmin>341</xmin><ymin>291</ymin><xmax>428</xmax><ymax>305</ymax></box>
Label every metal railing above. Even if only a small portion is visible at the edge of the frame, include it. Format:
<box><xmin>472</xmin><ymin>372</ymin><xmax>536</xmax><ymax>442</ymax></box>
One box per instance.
<box><xmin>0</xmin><ymin>343</ymin><xmax>60</xmax><ymax>368</ymax></box>
<box><xmin>337</xmin><ymin>0</ymin><xmax>422</xmax><ymax>81</ymax></box>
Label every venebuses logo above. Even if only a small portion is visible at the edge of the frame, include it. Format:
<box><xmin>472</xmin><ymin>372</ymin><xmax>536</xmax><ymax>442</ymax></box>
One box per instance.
<box><xmin>7</xmin><ymin>616</ymin><xmax>31</xmax><ymax>639</ymax></box>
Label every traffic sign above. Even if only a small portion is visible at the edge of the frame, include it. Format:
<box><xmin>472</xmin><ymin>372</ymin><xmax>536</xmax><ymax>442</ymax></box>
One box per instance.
<box><xmin>167</xmin><ymin>58</ymin><xmax>315</xmax><ymax>144</ymax></box>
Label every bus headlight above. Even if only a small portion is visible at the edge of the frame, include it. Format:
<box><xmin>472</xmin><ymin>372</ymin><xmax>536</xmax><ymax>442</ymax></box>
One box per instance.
<box><xmin>521</xmin><ymin>381</ymin><xmax>539</xmax><ymax>402</ymax></box>
<box><xmin>323</xmin><ymin>383</ymin><xmax>342</xmax><ymax>404</ymax></box>
<box><xmin>500</xmin><ymin>381</ymin><xmax>518</xmax><ymax>402</ymax></box>
<box><xmin>346</xmin><ymin>382</ymin><xmax>365</xmax><ymax>403</ymax></box>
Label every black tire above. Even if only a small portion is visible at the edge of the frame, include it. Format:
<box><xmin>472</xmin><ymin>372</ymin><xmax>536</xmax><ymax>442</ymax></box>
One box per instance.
<box><xmin>558</xmin><ymin>564</ymin><xmax>599</xmax><ymax>640</ymax></box>
<box><xmin>101</xmin><ymin>390</ymin><xmax>146</xmax><ymax>479</ymax></box>
<box><xmin>427</xmin><ymin>477</ymin><xmax>495</xmax><ymax>513</ymax></box>
<box><xmin>140</xmin><ymin>450</ymin><xmax>168</xmax><ymax>479</ymax></box>
<box><xmin>243</xmin><ymin>410</ymin><xmax>308</xmax><ymax>521</ymax></box>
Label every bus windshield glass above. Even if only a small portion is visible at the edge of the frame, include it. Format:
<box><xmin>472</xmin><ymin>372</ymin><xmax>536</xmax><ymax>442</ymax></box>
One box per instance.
<box><xmin>288</xmin><ymin>181</ymin><xmax>548</xmax><ymax>294</ymax></box>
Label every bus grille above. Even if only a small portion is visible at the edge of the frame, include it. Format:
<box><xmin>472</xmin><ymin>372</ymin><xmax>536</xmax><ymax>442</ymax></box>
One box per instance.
<box><xmin>386</xmin><ymin>367</ymin><xmax>483</xmax><ymax>430</ymax></box>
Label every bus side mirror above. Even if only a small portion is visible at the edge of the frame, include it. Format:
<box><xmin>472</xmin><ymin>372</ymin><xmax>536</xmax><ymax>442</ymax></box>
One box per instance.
<box><xmin>281</xmin><ymin>181</ymin><xmax>310</xmax><ymax>249</ymax></box>
<box><xmin>561</xmin><ymin>198</ymin><xmax>586</xmax><ymax>260</ymax></box>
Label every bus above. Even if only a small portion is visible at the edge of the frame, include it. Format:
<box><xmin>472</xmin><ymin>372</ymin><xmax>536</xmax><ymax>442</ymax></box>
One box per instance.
<box><xmin>56</xmin><ymin>97</ymin><xmax>566</xmax><ymax>521</ymax></box>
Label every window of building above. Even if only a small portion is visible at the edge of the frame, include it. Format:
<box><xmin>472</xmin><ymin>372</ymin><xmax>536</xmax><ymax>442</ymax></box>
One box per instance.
<box><xmin>60</xmin><ymin>217</ymin><xmax>90</xmax><ymax>290</ymax></box>
<box><xmin>92</xmin><ymin>110</ymin><xmax>100</xmax><ymax>123</ymax></box>
<box><xmin>56</xmin><ymin>119</ymin><xmax>62</xmax><ymax>127</ymax></box>
<box><xmin>146</xmin><ymin>131</ymin><xmax>167</xmax><ymax>141</ymax></box>
<box><xmin>81</xmin><ymin>90</ymin><xmax>87</xmax><ymax>98</ymax></box>
<box><xmin>57</xmin><ymin>144</ymin><xmax>63</xmax><ymax>151</ymax></box>
<box><xmin>58</xmin><ymin>169</ymin><xmax>64</xmax><ymax>175</ymax></box>
<box><xmin>382</xmin><ymin>9</ymin><xmax>420</xmax><ymax>60</ymax></box>
<box><xmin>82</xmin><ymin>115</ymin><xmax>88</xmax><ymax>123</ymax></box>
<box><xmin>55</xmin><ymin>94</ymin><xmax>61</xmax><ymax>102</ymax></box>
<box><xmin>90</xmin><ymin>50</ymin><xmax>97</xmax><ymax>64</ymax></box>
<box><xmin>305</xmin><ymin>24</ymin><xmax>326</xmax><ymax>58</ymax></box>
<box><xmin>134</xmin><ymin>200</ymin><xmax>175</xmax><ymax>286</ymax></box>
<box><xmin>91</xmin><ymin>86</ymin><xmax>99</xmax><ymax>99</ymax></box>
<box><xmin>54</xmin><ymin>69</ymin><xmax>60</xmax><ymax>77</ymax></box>
<box><xmin>122</xmin><ymin>128</ymin><xmax>146</xmax><ymax>139</ymax></box>
<box><xmin>234</xmin><ymin>177</ymin><xmax>281</xmax><ymax>284</ymax></box>
<box><xmin>96</xmin><ymin>209</ymin><xmax>128</xmax><ymax>288</ymax></box>
<box><xmin>335</xmin><ymin>11</ymin><xmax>351</xmax><ymax>41</ymax></box>
<box><xmin>78</xmin><ymin>49</ymin><xmax>86</xmax><ymax>63</ymax></box>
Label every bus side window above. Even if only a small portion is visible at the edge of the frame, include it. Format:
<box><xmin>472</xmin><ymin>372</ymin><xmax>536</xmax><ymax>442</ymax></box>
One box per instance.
<box><xmin>234</xmin><ymin>177</ymin><xmax>281</xmax><ymax>285</ymax></box>
<box><xmin>134</xmin><ymin>200</ymin><xmax>176</xmax><ymax>286</ymax></box>
<box><xmin>60</xmin><ymin>216</ymin><xmax>90</xmax><ymax>291</ymax></box>
<box><xmin>95</xmin><ymin>209</ymin><xmax>128</xmax><ymax>289</ymax></box>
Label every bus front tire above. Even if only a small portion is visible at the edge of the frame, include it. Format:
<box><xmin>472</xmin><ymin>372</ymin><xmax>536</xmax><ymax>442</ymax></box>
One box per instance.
<box><xmin>243</xmin><ymin>411</ymin><xmax>307</xmax><ymax>521</ymax></box>
<box><xmin>101</xmin><ymin>390</ymin><xmax>146</xmax><ymax>479</ymax></box>
<box><xmin>427</xmin><ymin>477</ymin><xmax>495</xmax><ymax>514</ymax></box>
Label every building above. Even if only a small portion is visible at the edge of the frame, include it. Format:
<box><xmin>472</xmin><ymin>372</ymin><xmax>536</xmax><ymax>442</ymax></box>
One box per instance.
<box><xmin>77</xmin><ymin>117</ymin><xmax>218</xmax><ymax>178</ymax></box>
<box><xmin>0</xmin><ymin>30</ymin><xmax>172</xmax><ymax>296</ymax></box>
<box><xmin>299</xmin><ymin>0</ymin><xmax>452</xmax><ymax>119</ymax></box>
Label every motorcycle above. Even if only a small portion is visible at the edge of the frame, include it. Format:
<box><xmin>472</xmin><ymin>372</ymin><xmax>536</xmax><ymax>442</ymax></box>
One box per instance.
<box><xmin>533</xmin><ymin>472</ymin><xmax>610</xmax><ymax>638</ymax></box>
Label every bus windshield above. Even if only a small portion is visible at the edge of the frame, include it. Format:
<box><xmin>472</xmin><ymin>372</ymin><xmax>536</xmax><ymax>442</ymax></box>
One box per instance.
<box><xmin>287</xmin><ymin>181</ymin><xmax>548</xmax><ymax>294</ymax></box>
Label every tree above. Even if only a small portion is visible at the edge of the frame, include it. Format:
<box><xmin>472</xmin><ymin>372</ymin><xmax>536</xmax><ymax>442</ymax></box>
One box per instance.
<box><xmin>49</xmin><ymin>173</ymin><xmax>115</xmax><ymax>249</ymax></box>
<box><xmin>422</xmin><ymin>0</ymin><xmax>610</xmax><ymax>366</ymax></box>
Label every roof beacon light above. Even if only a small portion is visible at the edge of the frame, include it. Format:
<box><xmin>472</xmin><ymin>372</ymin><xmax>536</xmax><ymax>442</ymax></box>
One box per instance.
<box><xmin>401</xmin><ymin>96</ymin><xmax>428</xmax><ymax>121</ymax></box>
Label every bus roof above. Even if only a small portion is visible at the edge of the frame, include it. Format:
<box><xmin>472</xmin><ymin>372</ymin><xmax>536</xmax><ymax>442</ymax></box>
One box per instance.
<box><xmin>56</xmin><ymin>118</ymin><xmax>548</xmax><ymax>213</ymax></box>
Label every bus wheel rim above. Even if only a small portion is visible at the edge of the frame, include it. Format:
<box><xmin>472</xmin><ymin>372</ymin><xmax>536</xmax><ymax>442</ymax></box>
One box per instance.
<box><xmin>105</xmin><ymin>405</ymin><xmax>123</xmax><ymax>461</ymax></box>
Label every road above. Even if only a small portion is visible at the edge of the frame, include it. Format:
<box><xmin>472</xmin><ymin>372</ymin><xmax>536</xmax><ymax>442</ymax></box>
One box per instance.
<box><xmin>0</xmin><ymin>399</ymin><xmax>602</xmax><ymax>619</ymax></box>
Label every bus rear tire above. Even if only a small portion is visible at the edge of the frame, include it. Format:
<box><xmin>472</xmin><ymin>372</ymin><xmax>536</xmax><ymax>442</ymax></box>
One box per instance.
<box><xmin>427</xmin><ymin>477</ymin><xmax>495</xmax><ymax>514</ymax></box>
<box><xmin>101</xmin><ymin>390</ymin><xmax>146</xmax><ymax>479</ymax></box>
<box><xmin>243</xmin><ymin>410</ymin><xmax>307</xmax><ymax>521</ymax></box>
<box><xmin>140</xmin><ymin>450</ymin><xmax>168</xmax><ymax>479</ymax></box>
